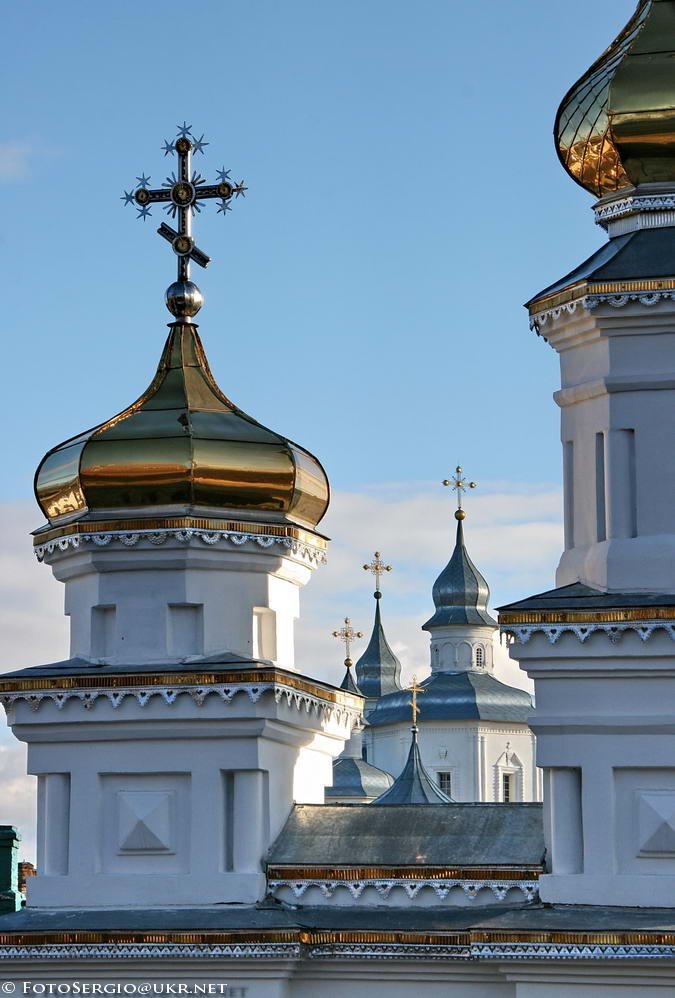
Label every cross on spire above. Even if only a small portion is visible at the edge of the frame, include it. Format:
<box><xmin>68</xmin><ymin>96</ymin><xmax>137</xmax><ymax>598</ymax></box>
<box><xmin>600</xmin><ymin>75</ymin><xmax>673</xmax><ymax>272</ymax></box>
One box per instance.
<box><xmin>442</xmin><ymin>465</ymin><xmax>478</xmax><ymax>520</ymax></box>
<box><xmin>363</xmin><ymin>551</ymin><xmax>393</xmax><ymax>599</ymax></box>
<box><xmin>332</xmin><ymin>617</ymin><xmax>364</xmax><ymax>667</ymax></box>
<box><xmin>121</xmin><ymin>124</ymin><xmax>247</xmax><ymax>321</ymax></box>
<box><xmin>407</xmin><ymin>675</ymin><xmax>425</xmax><ymax>728</ymax></box>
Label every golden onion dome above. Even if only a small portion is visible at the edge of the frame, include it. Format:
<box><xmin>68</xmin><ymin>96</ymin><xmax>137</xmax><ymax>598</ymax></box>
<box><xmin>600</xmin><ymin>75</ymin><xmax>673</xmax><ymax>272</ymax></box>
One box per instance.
<box><xmin>556</xmin><ymin>0</ymin><xmax>675</xmax><ymax>197</ymax></box>
<box><xmin>35</xmin><ymin>323</ymin><xmax>330</xmax><ymax>531</ymax></box>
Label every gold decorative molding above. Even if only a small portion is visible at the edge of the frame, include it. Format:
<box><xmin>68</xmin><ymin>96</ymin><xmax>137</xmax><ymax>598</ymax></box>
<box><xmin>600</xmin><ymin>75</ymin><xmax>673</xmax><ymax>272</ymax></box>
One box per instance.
<box><xmin>267</xmin><ymin>865</ymin><xmax>542</xmax><ymax>882</ymax></box>
<box><xmin>33</xmin><ymin>516</ymin><xmax>327</xmax><ymax>550</ymax></box>
<box><xmin>0</xmin><ymin>667</ymin><xmax>361</xmax><ymax>709</ymax></box>
<box><xmin>3</xmin><ymin>927</ymin><xmax>675</xmax><ymax>949</ymax></box>
<box><xmin>529</xmin><ymin>278</ymin><xmax>675</xmax><ymax>319</ymax></box>
<box><xmin>499</xmin><ymin>607</ymin><xmax>675</xmax><ymax>627</ymax></box>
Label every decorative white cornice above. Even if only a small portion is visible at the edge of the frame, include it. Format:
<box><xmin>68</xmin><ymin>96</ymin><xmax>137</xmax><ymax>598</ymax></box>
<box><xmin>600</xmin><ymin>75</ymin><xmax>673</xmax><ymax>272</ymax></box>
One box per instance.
<box><xmin>594</xmin><ymin>192</ymin><xmax>675</xmax><ymax>228</ymax></box>
<box><xmin>2</xmin><ymin>938</ymin><xmax>675</xmax><ymax>962</ymax></box>
<box><xmin>0</xmin><ymin>943</ymin><xmax>302</xmax><ymax>961</ymax></box>
<box><xmin>472</xmin><ymin>942</ymin><xmax>675</xmax><ymax>961</ymax></box>
<box><xmin>269</xmin><ymin>878</ymin><xmax>538</xmax><ymax>903</ymax></box>
<box><xmin>0</xmin><ymin>680</ymin><xmax>360</xmax><ymax>727</ymax></box>
<box><xmin>34</xmin><ymin>527</ymin><xmax>327</xmax><ymax>566</ymax></box>
<box><xmin>529</xmin><ymin>290</ymin><xmax>675</xmax><ymax>332</ymax></box>
<box><xmin>503</xmin><ymin>621</ymin><xmax>675</xmax><ymax>646</ymax></box>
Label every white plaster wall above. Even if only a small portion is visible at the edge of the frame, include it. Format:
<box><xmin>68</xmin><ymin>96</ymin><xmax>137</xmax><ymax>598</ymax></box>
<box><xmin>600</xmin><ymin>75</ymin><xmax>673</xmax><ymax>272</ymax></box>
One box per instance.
<box><xmin>429</xmin><ymin>624</ymin><xmax>496</xmax><ymax>675</ymax></box>
<box><xmin>3</xmin><ymin>955</ymin><xmax>675</xmax><ymax>995</ymax></box>
<box><xmin>6</xmin><ymin>689</ymin><xmax>351</xmax><ymax>908</ymax></box>
<box><xmin>545</xmin><ymin>303</ymin><xmax>675</xmax><ymax>593</ymax></box>
<box><xmin>365</xmin><ymin>721</ymin><xmax>538</xmax><ymax>802</ymax></box>
<box><xmin>513</xmin><ymin>628</ymin><xmax>675</xmax><ymax>906</ymax></box>
<box><xmin>43</xmin><ymin>537</ymin><xmax>318</xmax><ymax>670</ymax></box>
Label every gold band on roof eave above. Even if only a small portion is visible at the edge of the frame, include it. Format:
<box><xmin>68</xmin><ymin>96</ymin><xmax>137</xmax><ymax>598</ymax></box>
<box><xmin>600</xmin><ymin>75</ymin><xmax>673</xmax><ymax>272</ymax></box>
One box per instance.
<box><xmin>2</xmin><ymin>927</ymin><xmax>675</xmax><ymax>948</ymax></box>
<box><xmin>528</xmin><ymin>278</ymin><xmax>675</xmax><ymax>318</ymax></box>
<box><xmin>499</xmin><ymin>607</ymin><xmax>675</xmax><ymax>627</ymax></box>
<box><xmin>32</xmin><ymin>516</ymin><xmax>328</xmax><ymax>550</ymax></box>
<box><xmin>0</xmin><ymin>668</ymin><xmax>361</xmax><ymax>707</ymax></box>
<box><xmin>267</xmin><ymin>865</ymin><xmax>542</xmax><ymax>882</ymax></box>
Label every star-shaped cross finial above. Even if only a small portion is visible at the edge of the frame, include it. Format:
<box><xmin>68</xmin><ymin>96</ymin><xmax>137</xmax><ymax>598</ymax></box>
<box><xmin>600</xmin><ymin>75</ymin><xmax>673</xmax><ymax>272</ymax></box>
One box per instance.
<box><xmin>121</xmin><ymin>126</ymin><xmax>247</xmax><ymax>321</ymax></box>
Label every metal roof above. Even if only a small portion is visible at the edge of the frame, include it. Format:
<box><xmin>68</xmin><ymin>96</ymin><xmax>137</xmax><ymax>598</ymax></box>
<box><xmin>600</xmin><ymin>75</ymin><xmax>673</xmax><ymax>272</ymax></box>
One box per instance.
<box><xmin>528</xmin><ymin>227</ymin><xmax>675</xmax><ymax>307</ymax></box>
<box><xmin>498</xmin><ymin>581</ymin><xmax>675</xmax><ymax>613</ymax></box>
<box><xmin>367</xmin><ymin>671</ymin><xmax>533</xmax><ymax>727</ymax></box>
<box><xmin>267</xmin><ymin>802</ymin><xmax>545</xmax><ymax>868</ymax></box>
<box><xmin>355</xmin><ymin>598</ymin><xmax>402</xmax><ymax>699</ymax></box>
<box><xmin>423</xmin><ymin>518</ymin><xmax>497</xmax><ymax>630</ymax></box>
<box><xmin>325</xmin><ymin>757</ymin><xmax>394</xmax><ymax>800</ymax></box>
<box><xmin>373</xmin><ymin>729</ymin><xmax>452</xmax><ymax>805</ymax></box>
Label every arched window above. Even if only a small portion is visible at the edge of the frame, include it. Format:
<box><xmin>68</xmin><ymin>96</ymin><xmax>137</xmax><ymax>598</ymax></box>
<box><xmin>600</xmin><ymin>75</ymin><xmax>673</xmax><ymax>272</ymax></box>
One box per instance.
<box><xmin>475</xmin><ymin>646</ymin><xmax>484</xmax><ymax>668</ymax></box>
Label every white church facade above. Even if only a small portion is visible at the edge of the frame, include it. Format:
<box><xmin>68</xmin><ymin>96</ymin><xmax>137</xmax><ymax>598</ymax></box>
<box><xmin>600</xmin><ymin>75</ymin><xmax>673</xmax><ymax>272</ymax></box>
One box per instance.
<box><xmin>351</xmin><ymin>511</ymin><xmax>539</xmax><ymax>804</ymax></box>
<box><xmin>2</xmin><ymin>3</ymin><xmax>675</xmax><ymax>994</ymax></box>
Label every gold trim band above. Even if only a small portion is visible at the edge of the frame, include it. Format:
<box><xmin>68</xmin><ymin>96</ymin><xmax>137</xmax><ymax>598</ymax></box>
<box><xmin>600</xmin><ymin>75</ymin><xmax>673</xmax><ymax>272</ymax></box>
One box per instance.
<box><xmin>33</xmin><ymin>517</ymin><xmax>327</xmax><ymax>550</ymax></box>
<box><xmin>0</xmin><ymin>668</ymin><xmax>361</xmax><ymax>708</ymax></box>
<box><xmin>267</xmin><ymin>866</ymin><xmax>541</xmax><ymax>882</ymax></box>
<box><xmin>2</xmin><ymin>927</ymin><xmax>675</xmax><ymax>948</ymax></box>
<box><xmin>529</xmin><ymin>278</ymin><xmax>675</xmax><ymax>317</ymax></box>
<box><xmin>499</xmin><ymin>607</ymin><xmax>675</xmax><ymax>626</ymax></box>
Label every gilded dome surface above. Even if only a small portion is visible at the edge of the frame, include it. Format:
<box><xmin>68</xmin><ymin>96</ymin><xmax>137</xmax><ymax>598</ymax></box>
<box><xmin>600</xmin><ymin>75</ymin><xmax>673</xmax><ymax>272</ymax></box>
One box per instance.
<box><xmin>35</xmin><ymin>324</ymin><xmax>329</xmax><ymax>530</ymax></box>
<box><xmin>556</xmin><ymin>0</ymin><xmax>675</xmax><ymax>197</ymax></box>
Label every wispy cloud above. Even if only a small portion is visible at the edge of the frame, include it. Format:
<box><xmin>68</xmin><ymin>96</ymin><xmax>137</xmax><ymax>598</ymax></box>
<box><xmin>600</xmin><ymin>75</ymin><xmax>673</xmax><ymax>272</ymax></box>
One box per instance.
<box><xmin>0</xmin><ymin>486</ymin><xmax>562</xmax><ymax>862</ymax></box>
<box><xmin>0</xmin><ymin>140</ymin><xmax>57</xmax><ymax>181</ymax></box>
<box><xmin>297</xmin><ymin>482</ymin><xmax>562</xmax><ymax>687</ymax></box>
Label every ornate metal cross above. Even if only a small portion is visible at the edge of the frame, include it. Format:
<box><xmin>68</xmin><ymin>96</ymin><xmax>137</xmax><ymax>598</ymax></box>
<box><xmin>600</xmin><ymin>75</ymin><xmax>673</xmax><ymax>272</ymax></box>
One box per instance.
<box><xmin>442</xmin><ymin>465</ymin><xmax>478</xmax><ymax>514</ymax></box>
<box><xmin>363</xmin><ymin>551</ymin><xmax>393</xmax><ymax>597</ymax></box>
<box><xmin>407</xmin><ymin>675</ymin><xmax>425</xmax><ymax>727</ymax></box>
<box><xmin>332</xmin><ymin>617</ymin><xmax>364</xmax><ymax>666</ymax></box>
<box><xmin>121</xmin><ymin>123</ymin><xmax>246</xmax><ymax>319</ymax></box>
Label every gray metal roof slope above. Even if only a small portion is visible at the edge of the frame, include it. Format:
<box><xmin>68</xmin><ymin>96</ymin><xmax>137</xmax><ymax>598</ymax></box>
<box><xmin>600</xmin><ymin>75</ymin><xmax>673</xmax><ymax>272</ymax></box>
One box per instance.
<box><xmin>355</xmin><ymin>598</ymin><xmax>402</xmax><ymax>699</ymax></box>
<box><xmin>498</xmin><ymin>581</ymin><xmax>675</xmax><ymax>613</ymax></box>
<box><xmin>339</xmin><ymin>663</ymin><xmax>362</xmax><ymax>696</ymax></box>
<box><xmin>528</xmin><ymin>226</ymin><xmax>675</xmax><ymax>307</ymax></box>
<box><xmin>267</xmin><ymin>802</ymin><xmax>545</xmax><ymax>868</ymax></box>
<box><xmin>373</xmin><ymin>728</ymin><xmax>452</xmax><ymax>804</ymax></box>
<box><xmin>367</xmin><ymin>671</ymin><xmax>533</xmax><ymax>727</ymax></box>
<box><xmin>325</xmin><ymin>757</ymin><xmax>394</xmax><ymax>800</ymax></box>
<box><xmin>423</xmin><ymin>518</ymin><xmax>497</xmax><ymax>630</ymax></box>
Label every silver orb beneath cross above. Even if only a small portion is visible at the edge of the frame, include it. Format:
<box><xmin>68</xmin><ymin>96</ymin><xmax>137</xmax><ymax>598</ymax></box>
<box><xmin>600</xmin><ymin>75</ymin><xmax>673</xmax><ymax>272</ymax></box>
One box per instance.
<box><xmin>165</xmin><ymin>280</ymin><xmax>204</xmax><ymax>320</ymax></box>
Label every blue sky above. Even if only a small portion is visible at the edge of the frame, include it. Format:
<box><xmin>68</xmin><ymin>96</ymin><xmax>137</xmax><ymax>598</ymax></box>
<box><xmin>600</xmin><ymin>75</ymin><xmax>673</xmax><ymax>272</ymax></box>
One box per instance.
<box><xmin>3</xmin><ymin>0</ymin><xmax>635</xmax><ymax>501</ymax></box>
<box><xmin>1</xmin><ymin>0</ymin><xmax>641</xmax><ymax>860</ymax></box>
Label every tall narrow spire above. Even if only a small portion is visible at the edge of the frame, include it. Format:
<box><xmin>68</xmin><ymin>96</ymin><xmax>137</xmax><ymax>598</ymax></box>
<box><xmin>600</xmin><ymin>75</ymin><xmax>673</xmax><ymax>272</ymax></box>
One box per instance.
<box><xmin>373</xmin><ymin>677</ymin><xmax>452</xmax><ymax>805</ymax></box>
<box><xmin>355</xmin><ymin>551</ymin><xmax>402</xmax><ymax>699</ymax></box>
<box><xmin>332</xmin><ymin>617</ymin><xmax>363</xmax><ymax>695</ymax></box>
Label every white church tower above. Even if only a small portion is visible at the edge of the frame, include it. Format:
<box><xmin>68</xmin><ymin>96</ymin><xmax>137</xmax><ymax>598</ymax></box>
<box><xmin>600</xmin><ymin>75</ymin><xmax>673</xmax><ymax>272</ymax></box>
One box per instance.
<box><xmin>501</xmin><ymin>1</ymin><xmax>675</xmax><ymax>907</ymax></box>
<box><xmin>0</xmin><ymin>129</ymin><xmax>360</xmax><ymax>909</ymax></box>
<box><xmin>365</xmin><ymin>479</ymin><xmax>537</xmax><ymax>802</ymax></box>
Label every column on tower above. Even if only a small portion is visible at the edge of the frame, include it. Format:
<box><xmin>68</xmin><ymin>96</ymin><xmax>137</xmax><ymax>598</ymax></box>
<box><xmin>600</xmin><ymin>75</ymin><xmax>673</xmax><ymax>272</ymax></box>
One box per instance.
<box><xmin>502</xmin><ymin>1</ymin><xmax>675</xmax><ymax>908</ymax></box>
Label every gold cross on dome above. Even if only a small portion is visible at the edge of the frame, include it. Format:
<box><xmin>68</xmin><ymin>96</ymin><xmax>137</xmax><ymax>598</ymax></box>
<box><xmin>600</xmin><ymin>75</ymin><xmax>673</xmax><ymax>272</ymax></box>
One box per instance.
<box><xmin>363</xmin><ymin>551</ymin><xmax>393</xmax><ymax>593</ymax></box>
<box><xmin>332</xmin><ymin>617</ymin><xmax>364</xmax><ymax>665</ymax></box>
<box><xmin>407</xmin><ymin>675</ymin><xmax>425</xmax><ymax>726</ymax></box>
<box><xmin>442</xmin><ymin>465</ymin><xmax>478</xmax><ymax>514</ymax></box>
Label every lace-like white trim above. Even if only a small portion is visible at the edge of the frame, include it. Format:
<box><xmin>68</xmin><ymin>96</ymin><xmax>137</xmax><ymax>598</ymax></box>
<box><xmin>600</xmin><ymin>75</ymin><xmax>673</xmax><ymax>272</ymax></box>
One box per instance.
<box><xmin>34</xmin><ymin>528</ymin><xmax>327</xmax><ymax>566</ymax></box>
<box><xmin>0</xmin><ymin>681</ymin><xmax>359</xmax><ymax>726</ymax></box>
<box><xmin>503</xmin><ymin>621</ymin><xmax>675</xmax><ymax>645</ymax></box>
<box><xmin>269</xmin><ymin>878</ymin><xmax>538</xmax><ymax>903</ymax></box>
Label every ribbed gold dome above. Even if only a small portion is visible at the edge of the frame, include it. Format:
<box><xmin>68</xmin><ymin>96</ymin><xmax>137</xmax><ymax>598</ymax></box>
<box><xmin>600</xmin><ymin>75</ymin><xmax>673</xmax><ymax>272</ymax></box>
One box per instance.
<box><xmin>556</xmin><ymin>1</ymin><xmax>675</xmax><ymax>197</ymax></box>
<box><xmin>35</xmin><ymin>324</ymin><xmax>329</xmax><ymax>530</ymax></box>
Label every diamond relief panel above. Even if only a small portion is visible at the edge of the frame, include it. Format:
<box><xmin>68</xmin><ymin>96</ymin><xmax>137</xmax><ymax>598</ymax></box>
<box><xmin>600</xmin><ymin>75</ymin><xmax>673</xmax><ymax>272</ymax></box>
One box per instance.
<box><xmin>117</xmin><ymin>791</ymin><xmax>173</xmax><ymax>853</ymax></box>
<box><xmin>638</xmin><ymin>791</ymin><xmax>675</xmax><ymax>856</ymax></box>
